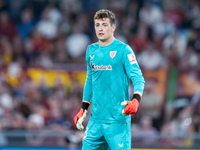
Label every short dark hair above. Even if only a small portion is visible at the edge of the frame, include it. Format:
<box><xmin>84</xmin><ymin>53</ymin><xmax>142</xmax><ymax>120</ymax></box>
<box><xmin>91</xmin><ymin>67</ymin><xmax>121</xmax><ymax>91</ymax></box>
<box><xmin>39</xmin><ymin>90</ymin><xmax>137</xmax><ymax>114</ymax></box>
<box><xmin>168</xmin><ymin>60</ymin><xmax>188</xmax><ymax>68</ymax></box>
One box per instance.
<box><xmin>94</xmin><ymin>9</ymin><xmax>116</xmax><ymax>25</ymax></box>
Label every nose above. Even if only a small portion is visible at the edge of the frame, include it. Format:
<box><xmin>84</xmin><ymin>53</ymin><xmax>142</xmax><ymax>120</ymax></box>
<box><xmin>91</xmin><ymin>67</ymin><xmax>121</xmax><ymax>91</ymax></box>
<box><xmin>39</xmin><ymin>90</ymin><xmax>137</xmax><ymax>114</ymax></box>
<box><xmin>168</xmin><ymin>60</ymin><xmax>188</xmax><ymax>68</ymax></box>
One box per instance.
<box><xmin>98</xmin><ymin>25</ymin><xmax>103</xmax><ymax>31</ymax></box>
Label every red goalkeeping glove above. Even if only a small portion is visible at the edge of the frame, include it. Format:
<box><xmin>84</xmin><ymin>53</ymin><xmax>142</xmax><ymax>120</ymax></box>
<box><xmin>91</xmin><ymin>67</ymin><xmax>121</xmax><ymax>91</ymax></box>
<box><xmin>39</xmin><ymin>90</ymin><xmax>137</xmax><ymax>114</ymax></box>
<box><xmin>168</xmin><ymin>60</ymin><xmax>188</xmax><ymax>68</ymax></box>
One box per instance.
<box><xmin>74</xmin><ymin>108</ymin><xmax>87</xmax><ymax>130</ymax></box>
<box><xmin>121</xmin><ymin>98</ymin><xmax>139</xmax><ymax>115</ymax></box>
<box><xmin>121</xmin><ymin>93</ymin><xmax>141</xmax><ymax>116</ymax></box>
<box><xmin>74</xmin><ymin>102</ymin><xmax>90</xmax><ymax>130</ymax></box>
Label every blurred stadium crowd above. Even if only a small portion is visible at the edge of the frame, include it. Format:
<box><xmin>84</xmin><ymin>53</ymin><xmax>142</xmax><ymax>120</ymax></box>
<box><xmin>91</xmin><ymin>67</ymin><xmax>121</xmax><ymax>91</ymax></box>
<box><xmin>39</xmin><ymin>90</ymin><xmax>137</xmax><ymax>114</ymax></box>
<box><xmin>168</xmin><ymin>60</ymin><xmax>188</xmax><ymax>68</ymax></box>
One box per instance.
<box><xmin>0</xmin><ymin>0</ymin><xmax>200</xmax><ymax>148</ymax></box>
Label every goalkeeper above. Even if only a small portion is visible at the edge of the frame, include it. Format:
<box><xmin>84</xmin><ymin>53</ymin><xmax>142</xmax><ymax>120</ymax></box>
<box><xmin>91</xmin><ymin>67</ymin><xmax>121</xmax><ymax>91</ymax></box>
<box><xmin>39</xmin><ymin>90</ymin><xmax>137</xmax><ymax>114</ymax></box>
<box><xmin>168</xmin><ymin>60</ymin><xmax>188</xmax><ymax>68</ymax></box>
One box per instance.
<box><xmin>74</xmin><ymin>9</ymin><xmax>145</xmax><ymax>150</ymax></box>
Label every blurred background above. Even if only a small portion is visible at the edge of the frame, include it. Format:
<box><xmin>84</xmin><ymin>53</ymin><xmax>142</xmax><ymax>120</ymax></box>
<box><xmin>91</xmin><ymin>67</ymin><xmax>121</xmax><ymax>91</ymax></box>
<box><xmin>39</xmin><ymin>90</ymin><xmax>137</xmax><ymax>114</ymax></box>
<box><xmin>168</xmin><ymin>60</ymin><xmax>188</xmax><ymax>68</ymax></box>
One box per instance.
<box><xmin>0</xmin><ymin>0</ymin><xmax>200</xmax><ymax>149</ymax></box>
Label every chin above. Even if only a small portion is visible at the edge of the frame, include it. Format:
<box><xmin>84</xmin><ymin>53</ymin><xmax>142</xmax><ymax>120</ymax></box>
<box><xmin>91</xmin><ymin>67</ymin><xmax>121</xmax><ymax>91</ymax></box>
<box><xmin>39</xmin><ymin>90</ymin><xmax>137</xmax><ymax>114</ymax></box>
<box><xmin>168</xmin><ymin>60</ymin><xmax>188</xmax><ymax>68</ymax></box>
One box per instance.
<box><xmin>98</xmin><ymin>37</ymin><xmax>106</xmax><ymax>41</ymax></box>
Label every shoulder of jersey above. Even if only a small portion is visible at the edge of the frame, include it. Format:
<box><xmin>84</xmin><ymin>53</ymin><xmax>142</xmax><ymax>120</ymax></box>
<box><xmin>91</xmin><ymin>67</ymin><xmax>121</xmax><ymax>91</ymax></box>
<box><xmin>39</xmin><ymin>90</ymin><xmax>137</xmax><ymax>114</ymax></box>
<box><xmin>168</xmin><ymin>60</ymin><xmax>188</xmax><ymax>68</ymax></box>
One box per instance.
<box><xmin>115</xmin><ymin>39</ymin><xmax>128</xmax><ymax>49</ymax></box>
<box><xmin>88</xmin><ymin>40</ymin><xmax>128</xmax><ymax>51</ymax></box>
<box><xmin>86</xmin><ymin>42</ymin><xmax>99</xmax><ymax>55</ymax></box>
<box><xmin>88</xmin><ymin>42</ymin><xmax>99</xmax><ymax>49</ymax></box>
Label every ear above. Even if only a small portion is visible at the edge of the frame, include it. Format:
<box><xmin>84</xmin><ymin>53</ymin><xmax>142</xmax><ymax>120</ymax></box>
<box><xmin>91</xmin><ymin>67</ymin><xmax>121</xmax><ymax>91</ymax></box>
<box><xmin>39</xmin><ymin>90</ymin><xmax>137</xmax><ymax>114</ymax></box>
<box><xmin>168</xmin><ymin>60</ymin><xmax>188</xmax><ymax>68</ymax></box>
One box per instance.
<box><xmin>111</xmin><ymin>24</ymin><xmax>116</xmax><ymax>33</ymax></box>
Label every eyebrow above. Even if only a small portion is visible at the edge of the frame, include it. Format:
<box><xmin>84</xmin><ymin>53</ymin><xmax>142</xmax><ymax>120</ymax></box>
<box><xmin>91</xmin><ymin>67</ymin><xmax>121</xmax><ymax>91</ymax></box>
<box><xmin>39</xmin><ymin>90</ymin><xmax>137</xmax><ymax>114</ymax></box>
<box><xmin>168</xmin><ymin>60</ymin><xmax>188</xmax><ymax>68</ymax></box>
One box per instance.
<box><xmin>95</xmin><ymin>22</ymin><xmax>108</xmax><ymax>25</ymax></box>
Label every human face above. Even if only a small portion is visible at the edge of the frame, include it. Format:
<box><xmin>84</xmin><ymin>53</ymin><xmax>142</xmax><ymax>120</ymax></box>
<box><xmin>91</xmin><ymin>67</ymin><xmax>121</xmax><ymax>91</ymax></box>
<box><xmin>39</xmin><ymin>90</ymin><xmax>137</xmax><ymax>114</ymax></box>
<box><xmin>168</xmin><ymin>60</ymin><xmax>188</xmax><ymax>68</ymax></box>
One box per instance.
<box><xmin>94</xmin><ymin>18</ymin><xmax>116</xmax><ymax>45</ymax></box>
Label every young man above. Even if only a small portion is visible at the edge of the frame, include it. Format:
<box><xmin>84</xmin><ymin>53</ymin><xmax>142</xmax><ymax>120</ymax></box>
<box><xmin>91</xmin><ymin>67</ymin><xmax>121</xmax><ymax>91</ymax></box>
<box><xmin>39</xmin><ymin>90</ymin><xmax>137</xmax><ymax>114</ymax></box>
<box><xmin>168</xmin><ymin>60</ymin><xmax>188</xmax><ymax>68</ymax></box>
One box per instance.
<box><xmin>74</xmin><ymin>9</ymin><xmax>145</xmax><ymax>150</ymax></box>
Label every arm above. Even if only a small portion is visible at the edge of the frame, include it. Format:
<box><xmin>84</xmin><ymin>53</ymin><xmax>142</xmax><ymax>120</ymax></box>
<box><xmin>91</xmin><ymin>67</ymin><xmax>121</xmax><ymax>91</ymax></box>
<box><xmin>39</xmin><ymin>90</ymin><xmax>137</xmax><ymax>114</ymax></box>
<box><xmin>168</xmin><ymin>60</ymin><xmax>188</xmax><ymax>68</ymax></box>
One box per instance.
<box><xmin>121</xmin><ymin>45</ymin><xmax>145</xmax><ymax>115</ymax></box>
<box><xmin>74</xmin><ymin>46</ymin><xmax>93</xmax><ymax>130</ymax></box>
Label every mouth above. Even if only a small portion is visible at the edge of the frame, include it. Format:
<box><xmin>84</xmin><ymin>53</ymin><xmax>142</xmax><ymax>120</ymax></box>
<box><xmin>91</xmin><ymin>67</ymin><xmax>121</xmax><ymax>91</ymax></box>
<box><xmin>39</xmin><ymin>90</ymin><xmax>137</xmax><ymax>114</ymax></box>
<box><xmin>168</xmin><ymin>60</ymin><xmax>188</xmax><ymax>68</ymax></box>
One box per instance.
<box><xmin>98</xmin><ymin>33</ymin><xmax>104</xmax><ymax>36</ymax></box>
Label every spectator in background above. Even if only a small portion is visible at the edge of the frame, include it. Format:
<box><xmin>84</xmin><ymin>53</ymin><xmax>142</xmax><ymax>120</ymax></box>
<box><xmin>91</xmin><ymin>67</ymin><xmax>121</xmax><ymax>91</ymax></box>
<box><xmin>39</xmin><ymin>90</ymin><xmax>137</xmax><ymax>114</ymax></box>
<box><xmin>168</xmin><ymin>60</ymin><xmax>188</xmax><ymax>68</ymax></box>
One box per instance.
<box><xmin>44</xmin><ymin>4</ymin><xmax>62</xmax><ymax>25</ymax></box>
<box><xmin>126</xmin><ymin>0</ymin><xmax>139</xmax><ymax>34</ymax></box>
<box><xmin>65</xmin><ymin>33</ymin><xmax>90</xmax><ymax>63</ymax></box>
<box><xmin>162</xmin><ymin>0</ymin><xmax>185</xmax><ymax>28</ymax></box>
<box><xmin>139</xmin><ymin>1</ymin><xmax>163</xmax><ymax>27</ymax></box>
<box><xmin>132</xmin><ymin>115</ymin><xmax>158</xmax><ymax>147</ymax></box>
<box><xmin>37</xmin><ymin>51</ymin><xmax>53</xmax><ymax>68</ymax></box>
<box><xmin>139</xmin><ymin>78</ymin><xmax>164</xmax><ymax>129</ymax></box>
<box><xmin>27</xmin><ymin>113</ymin><xmax>44</xmax><ymax>129</ymax></box>
<box><xmin>7</xmin><ymin>0</ymin><xmax>27</xmax><ymax>22</ymax></box>
<box><xmin>152</xmin><ymin>12</ymin><xmax>175</xmax><ymax>37</ymax></box>
<box><xmin>137</xmin><ymin>42</ymin><xmax>163</xmax><ymax>70</ymax></box>
<box><xmin>0</xmin><ymin>0</ymin><xmax>7</xmax><ymax>12</ymax></box>
<box><xmin>0</xmin><ymin>37</ymin><xmax>13</xmax><ymax>66</ymax></box>
<box><xmin>163</xmin><ymin>103</ymin><xmax>195</xmax><ymax>137</ymax></box>
<box><xmin>128</xmin><ymin>23</ymin><xmax>148</xmax><ymax>53</ymax></box>
<box><xmin>59</xmin><ymin>0</ymin><xmax>82</xmax><ymax>14</ymax></box>
<box><xmin>0</xmin><ymin>11</ymin><xmax>17</xmax><ymax>39</ymax></box>
<box><xmin>185</xmin><ymin>0</ymin><xmax>200</xmax><ymax>30</ymax></box>
<box><xmin>30</xmin><ymin>0</ymin><xmax>48</xmax><ymax>21</ymax></box>
<box><xmin>17</xmin><ymin>7</ymin><xmax>36</xmax><ymax>40</ymax></box>
<box><xmin>36</xmin><ymin>4</ymin><xmax>61</xmax><ymax>40</ymax></box>
<box><xmin>179</xmin><ymin>45</ymin><xmax>199</xmax><ymax>70</ymax></box>
<box><xmin>0</xmin><ymin>82</ymin><xmax>14</xmax><ymax>111</ymax></box>
<box><xmin>162</xmin><ymin>29</ymin><xmax>187</xmax><ymax>66</ymax></box>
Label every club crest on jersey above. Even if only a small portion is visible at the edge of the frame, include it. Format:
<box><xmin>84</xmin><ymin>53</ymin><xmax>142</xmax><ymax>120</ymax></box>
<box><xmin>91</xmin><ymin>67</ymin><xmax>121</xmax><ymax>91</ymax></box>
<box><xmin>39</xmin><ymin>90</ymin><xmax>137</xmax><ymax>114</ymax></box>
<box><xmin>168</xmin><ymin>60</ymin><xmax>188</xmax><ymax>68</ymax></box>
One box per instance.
<box><xmin>110</xmin><ymin>51</ymin><xmax>117</xmax><ymax>58</ymax></box>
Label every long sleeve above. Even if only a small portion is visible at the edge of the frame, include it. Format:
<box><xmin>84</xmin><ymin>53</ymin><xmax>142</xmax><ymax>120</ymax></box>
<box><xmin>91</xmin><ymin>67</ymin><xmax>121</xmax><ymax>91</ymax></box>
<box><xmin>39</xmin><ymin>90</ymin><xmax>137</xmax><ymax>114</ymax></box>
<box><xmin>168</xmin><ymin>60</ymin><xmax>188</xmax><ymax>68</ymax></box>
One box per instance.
<box><xmin>82</xmin><ymin>46</ymin><xmax>92</xmax><ymax>103</ymax></box>
<box><xmin>123</xmin><ymin>45</ymin><xmax>145</xmax><ymax>97</ymax></box>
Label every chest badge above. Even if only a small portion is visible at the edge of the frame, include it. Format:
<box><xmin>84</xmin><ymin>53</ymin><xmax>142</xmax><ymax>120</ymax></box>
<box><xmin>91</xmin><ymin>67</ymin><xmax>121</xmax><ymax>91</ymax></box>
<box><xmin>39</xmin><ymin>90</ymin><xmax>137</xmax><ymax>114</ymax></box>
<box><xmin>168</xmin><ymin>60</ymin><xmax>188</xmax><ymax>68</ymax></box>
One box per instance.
<box><xmin>110</xmin><ymin>51</ymin><xmax>117</xmax><ymax>59</ymax></box>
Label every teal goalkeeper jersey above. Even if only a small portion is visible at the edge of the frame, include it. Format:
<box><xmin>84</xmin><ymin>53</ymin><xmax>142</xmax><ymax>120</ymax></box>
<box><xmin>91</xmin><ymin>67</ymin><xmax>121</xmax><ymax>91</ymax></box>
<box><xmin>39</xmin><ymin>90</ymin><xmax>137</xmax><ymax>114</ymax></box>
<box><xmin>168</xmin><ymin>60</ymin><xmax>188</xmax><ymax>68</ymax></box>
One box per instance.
<box><xmin>83</xmin><ymin>39</ymin><xmax>145</xmax><ymax>123</ymax></box>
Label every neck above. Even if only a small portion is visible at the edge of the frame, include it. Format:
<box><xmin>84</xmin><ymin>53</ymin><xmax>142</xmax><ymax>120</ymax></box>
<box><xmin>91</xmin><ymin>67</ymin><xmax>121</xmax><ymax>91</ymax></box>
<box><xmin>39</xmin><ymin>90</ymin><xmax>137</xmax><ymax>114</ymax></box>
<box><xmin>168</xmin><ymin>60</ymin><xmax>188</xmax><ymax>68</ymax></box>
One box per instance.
<box><xmin>99</xmin><ymin>36</ymin><xmax>114</xmax><ymax>47</ymax></box>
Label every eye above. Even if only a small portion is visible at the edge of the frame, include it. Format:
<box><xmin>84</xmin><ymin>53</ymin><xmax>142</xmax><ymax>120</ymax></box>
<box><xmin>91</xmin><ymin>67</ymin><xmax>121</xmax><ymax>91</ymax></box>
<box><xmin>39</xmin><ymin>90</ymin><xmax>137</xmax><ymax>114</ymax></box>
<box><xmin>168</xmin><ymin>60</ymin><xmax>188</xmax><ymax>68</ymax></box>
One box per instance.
<box><xmin>95</xmin><ymin>24</ymin><xmax>99</xmax><ymax>27</ymax></box>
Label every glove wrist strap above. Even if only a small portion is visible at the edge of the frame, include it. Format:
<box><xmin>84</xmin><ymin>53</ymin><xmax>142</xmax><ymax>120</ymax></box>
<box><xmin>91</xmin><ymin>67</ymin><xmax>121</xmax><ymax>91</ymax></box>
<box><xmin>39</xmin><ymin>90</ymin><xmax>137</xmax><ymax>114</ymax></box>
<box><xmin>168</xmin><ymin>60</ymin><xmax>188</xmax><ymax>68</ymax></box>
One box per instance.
<box><xmin>132</xmin><ymin>93</ymin><xmax>141</xmax><ymax>103</ymax></box>
<box><xmin>82</xmin><ymin>102</ymin><xmax>90</xmax><ymax>110</ymax></box>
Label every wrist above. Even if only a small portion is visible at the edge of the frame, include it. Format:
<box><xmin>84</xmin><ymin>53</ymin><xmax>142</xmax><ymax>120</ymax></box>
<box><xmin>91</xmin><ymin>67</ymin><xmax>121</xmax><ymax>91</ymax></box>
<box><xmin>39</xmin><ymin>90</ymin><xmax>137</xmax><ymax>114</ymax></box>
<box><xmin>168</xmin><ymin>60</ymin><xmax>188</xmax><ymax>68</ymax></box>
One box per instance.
<box><xmin>132</xmin><ymin>93</ymin><xmax>142</xmax><ymax>103</ymax></box>
<box><xmin>82</xmin><ymin>101</ymin><xmax>90</xmax><ymax>110</ymax></box>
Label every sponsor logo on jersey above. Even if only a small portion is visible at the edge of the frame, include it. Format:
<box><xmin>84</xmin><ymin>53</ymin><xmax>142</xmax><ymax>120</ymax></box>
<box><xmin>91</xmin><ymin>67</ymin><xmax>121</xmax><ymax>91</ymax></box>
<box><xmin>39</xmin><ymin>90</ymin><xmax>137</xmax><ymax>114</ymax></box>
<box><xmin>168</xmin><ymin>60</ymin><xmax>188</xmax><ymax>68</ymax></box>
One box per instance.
<box><xmin>91</xmin><ymin>62</ymin><xmax>112</xmax><ymax>70</ymax></box>
<box><xmin>110</xmin><ymin>51</ymin><xmax>117</xmax><ymax>58</ymax></box>
<box><xmin>127</xmin><ymin>53</ymin><xmax>137</xmax><ymax>64</ymax></box>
